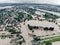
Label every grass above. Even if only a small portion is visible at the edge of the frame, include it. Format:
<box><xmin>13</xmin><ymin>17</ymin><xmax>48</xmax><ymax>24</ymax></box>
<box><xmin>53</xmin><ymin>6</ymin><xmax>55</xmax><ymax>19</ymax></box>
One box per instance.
<box><xmin>41</xmin><ymin>36</ymin><xmax>60</xmax><ymax>43</ymax></box>
<box><xmin>36</xmin><ymin>36</ymin><xmax>60</xmax><ymax>45</ymax></box>
<box><xmin>38</xmin><ymin>34</ymin><xmax>60</xmax><ymax>43</ymax></box>
<box><xmin>48</xmin><ymin>37</ymin><xmax>60</xmax><ymax>42</ymax></box>
<box><xmin>42</xmin><ymin>36</ymin><xmax>60</xmax><ymax>40</ymax></box>
<box><xmin>36</xmin><ymin>37</ymin><xmax>60</xmax><ymax>45</ymax></box>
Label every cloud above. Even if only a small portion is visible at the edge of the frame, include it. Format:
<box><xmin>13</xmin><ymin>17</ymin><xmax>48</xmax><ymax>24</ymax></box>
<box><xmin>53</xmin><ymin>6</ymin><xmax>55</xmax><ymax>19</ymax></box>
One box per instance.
<box><xmin>0</xmin><ymin>0</ymin><xmax>60</xmax><ymax>5</ymax></box>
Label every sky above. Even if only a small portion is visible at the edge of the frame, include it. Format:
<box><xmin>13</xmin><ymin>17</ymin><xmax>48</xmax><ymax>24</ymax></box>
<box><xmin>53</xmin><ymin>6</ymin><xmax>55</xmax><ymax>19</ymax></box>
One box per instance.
<box><xmin>0</xmin><ymin>0</ymin><xmax>60</xmax><ymax>5</ymax></box>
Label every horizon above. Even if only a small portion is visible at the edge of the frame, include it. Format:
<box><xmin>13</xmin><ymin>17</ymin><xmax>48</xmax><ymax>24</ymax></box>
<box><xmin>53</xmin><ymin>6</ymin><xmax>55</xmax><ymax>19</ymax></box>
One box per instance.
<box><xmin>0</xmin><ymin>3</ymin><xmax>60</xmax><ymax>6</ymax></box>
<box><xmin>0</xmin><ymin>0</ymin><xmax>60</xmax><ymax>5</ymax></box>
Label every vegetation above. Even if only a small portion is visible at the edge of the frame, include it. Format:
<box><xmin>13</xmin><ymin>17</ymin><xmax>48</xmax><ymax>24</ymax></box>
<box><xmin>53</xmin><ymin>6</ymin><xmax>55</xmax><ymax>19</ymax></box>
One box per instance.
<box><xmin>43</xmin><ymin>13</ymin><xmax>60</xmax><ymax>19</ymax></box>
<box><xmin>14</xmin><ymin>12</ymin><xmax>25</xmax><ymax>22</ymax></box>
<box><xmin>28</xmin><ymin>24</ymin><xmax>54</xmax><ymax>31</ymax></box>
<box><xmin>44</xmin><ymin>27</ymin><xmax>49</xmax><ymax>30</ymax></box>
<box><xmin>16</xmin><ymin>33</ymin><xmax>20</xmax><ymax>37</ymax></box>
<box><xmin>28</xmin><ymin>24</ymin><xmax>38</xmax><ymax>30</ymax></box>
<box><xmin>16</xmin><ymin>38</ymin><xmax>25</xmax><ymax>45</ymax></box>
<box><xmin>33</xmin><ymin>36</ymin><xmax>41</xmax><ymax>41</ymax></box>
<box><xmin>9</xmin><ymin>29</ymin><xmax>21</xmax><ymax>34</ymax></box>
<box><xmin>27</xmin><ymin>14</ymin><xmax>33</xmax><ymax>20</ymax></box>
<box><xmin>0</xmin><ymin>35</ymin><xmax>6</xmax><ymax>39</ymax></box>
<box><xmin>32</xmin><ymin>30</ymin><xmax>34</xmax><ymax>33</ymax></box>
<box><xmin>6</xmin><ymin>27</ymin><xmax>21</xmax><ymax>34</ymax></box>
<box><xmin>0</xmin><ymin>20</ymin><xmax>3</xmax><ymax>25</ymax></box>
<box><xmin>24</xmin><ymin>7</ymin><xmax>36</xmax><ymax>15</ymax></box>
<box><xmin>44</xmin><ymin>27</ymin><xmax>54</xmax><ymax>31</ymax></box>
<box><xmin>28</xmin><ymin>24</ymin><xmax>33</xmax><ymax>30</ymax></box>
<box><xmin>45</xmin><ymin>41</ymin><xmax>52</xmax><ymax>45</ymax></box>
<box><xmin>47</xmin><ymin>37</ymin><xmax>60</xmax><ymax>42</ymax></box>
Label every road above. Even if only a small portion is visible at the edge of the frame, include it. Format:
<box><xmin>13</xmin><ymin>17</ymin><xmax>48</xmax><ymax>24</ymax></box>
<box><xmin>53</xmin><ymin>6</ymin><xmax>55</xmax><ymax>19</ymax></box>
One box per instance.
<box><xmin>20</xmin><ymin>22</ymin><xmax>33</xmax><ymax>45</ymax></box>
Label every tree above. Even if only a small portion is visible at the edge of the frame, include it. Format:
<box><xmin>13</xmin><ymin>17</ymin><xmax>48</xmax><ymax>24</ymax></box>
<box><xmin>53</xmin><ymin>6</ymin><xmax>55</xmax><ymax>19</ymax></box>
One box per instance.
<box><xmin>44</xmin><ymin>27</ymin><xmax>49</xmax><ymax>30</ymax></box>
<box><xmin>33</xmin><ymin>26</ymin><xmax>38</xmax><ymax>29</ymax></box>
<box><xmin>49</xmin><ymin>27</ymin><xmax>54</xmax><ymax>31</ymax></box>
<box><xmin>28</xmin><ymin>24</ymin><xmax>33</xmax><ymax>30</ymax></box>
